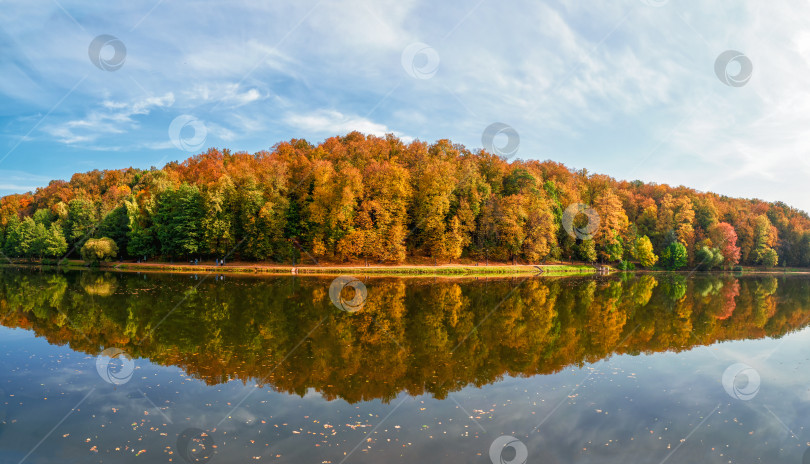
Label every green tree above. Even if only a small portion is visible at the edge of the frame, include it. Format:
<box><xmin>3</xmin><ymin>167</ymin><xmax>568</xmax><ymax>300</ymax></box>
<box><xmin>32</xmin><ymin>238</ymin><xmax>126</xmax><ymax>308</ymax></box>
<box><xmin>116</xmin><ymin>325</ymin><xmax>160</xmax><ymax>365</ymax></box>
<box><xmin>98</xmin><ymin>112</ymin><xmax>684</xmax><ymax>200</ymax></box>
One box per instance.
<box><xmin>16</xmin><ymin>217</ymin><xmax>38</xmax><ymax>259</ymax></box>
<box><xmin>2</xmin><ymin>215</ymin><xmax>21</xmax><ymax>257</ymax></box>
<box><xmin>154</xmin><ymin>184</ymin><xmax>204</xmax><ymax>258</ymax></box>
<box><xmin>43</xmin><ymin>223</ymin><xmax>68</xmax><ymax>258</ymax></box>
<box><xmin>81</xmin><ymin>237</ymin><xmax>119</xmax><ymax>264</ymax></box>
<box><xmin>577</xmin><ymin>239</ymin><xmax>597</xmax><ymax>263</ymax></box>
<box><xmin>239</xmin><ymin>182</ymin><xmax>288</xmax><ymax>261</ymax></box>
<box><xmin>633</xmin><ymin>235</ymin><xmax>658</xmax><ymax>268</ymax></box>
<box><xmin>660</xmin><ymin>241</ymin><xmax>687</xmax><ymax>270</ymax></box>
<box><xmin>798</xmin><ymin>232</ymin><xmax>810</xmax><ymax>267</ymax></box>
<box><xmin>201</xmin><ymin>177</ymin><xmax>236</xmax><ymax>257</ymax></box>
<box><xmin>752</xmin><ymin>215</ymin><xmax>778</xmax><ymax>267</ymax></box>
<box><xmin>97</xmin><ymin>206</ymin><xmax>130</xmax><ymax>256</ymax></box>
<box><xmin>758</xmin><ymin>248</ymin><xmax>778</xmax><ymax>267</ymax></box>
<box><xmin>66</xmin><ymin>198</ymin><xmax>98</xmax><ymax>250</ymax></box>
<box><xmin>125</xmin><ymin>196</ymin><xmax>158</xmax><ymax>259</ymax></box>
<box><xmin>30</xmin><ymin>221</ymin><xmax>48</xmax><ymax>259</ymax></box>
<box><xmin>695</xmin><ymin>246</ymin><xmax>724</xmax><ymax>270</ymax></box>
<box><xmin>32</xmin><ymin>208</ymin><xmax>53</xmax><ymax>226</ymax></box>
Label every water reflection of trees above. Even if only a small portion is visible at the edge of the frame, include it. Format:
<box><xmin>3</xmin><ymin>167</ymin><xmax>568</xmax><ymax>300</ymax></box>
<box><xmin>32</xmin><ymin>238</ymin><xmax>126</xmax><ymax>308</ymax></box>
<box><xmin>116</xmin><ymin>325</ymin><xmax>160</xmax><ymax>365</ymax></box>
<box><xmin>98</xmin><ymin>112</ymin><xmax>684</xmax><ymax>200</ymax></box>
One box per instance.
<box><xmin>1</xmin><ymin>269</ymin><xmax>807</xmax><ymax>403</ymax></box>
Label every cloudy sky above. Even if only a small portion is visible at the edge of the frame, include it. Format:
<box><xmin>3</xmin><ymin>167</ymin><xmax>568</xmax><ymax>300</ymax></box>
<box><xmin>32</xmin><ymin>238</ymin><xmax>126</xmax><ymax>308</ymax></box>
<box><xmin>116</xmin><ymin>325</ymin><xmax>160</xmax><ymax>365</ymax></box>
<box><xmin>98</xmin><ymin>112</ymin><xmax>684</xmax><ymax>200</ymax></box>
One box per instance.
<box><xmin>1</xmin><ymin>0</ymin><xmax>809</xmax><ymax>211</ymax></box>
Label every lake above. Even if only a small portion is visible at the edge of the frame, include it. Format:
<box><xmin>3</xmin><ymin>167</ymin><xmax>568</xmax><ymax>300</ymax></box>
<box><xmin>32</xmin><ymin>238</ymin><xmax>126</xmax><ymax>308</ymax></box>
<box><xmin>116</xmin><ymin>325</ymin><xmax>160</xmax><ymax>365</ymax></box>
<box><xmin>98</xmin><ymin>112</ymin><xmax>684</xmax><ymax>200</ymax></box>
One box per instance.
<box><xmin>0</xmin><ymin>268</ymin><xmax>809</xmax><ymax>463</ymax></box>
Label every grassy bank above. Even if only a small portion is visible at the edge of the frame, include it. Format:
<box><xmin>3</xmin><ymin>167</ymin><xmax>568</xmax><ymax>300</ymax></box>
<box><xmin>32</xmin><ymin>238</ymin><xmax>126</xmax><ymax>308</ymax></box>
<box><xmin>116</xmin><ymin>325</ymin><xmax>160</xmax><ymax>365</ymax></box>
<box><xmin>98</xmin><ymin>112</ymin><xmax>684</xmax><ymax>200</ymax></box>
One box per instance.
<box><xmin>0</xmin><ymin>259</ymin><xmax>603</xmax><ymax>277</ymax></box>
<box><xmin>111</xmin><ymin>263</ymin><xmax>603</xmax><ymax>277</ymax></box>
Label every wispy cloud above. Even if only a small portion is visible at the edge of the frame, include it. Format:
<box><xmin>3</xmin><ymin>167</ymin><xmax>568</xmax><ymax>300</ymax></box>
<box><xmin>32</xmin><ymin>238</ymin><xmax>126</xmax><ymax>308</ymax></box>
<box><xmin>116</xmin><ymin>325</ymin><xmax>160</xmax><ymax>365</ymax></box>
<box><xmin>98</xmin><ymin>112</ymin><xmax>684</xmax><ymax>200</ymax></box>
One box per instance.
<box><xmin>284</xmin><ymin>109</ymin><xmax>408</xmax><ymax>140</ymax></box>
<box><xmin>0</xmin><ymin>170</ymin><xmax>55</xmax><ymax>192</ymax></box>
<box><xmin>183</xmin><ymin>83</ymin><xmax>268</xmax><ymax>107</ymax></box>
<box><xmin>41</xmin><ymin>93</ymin><xmax>175</xmax><ymax>144</ymax></box>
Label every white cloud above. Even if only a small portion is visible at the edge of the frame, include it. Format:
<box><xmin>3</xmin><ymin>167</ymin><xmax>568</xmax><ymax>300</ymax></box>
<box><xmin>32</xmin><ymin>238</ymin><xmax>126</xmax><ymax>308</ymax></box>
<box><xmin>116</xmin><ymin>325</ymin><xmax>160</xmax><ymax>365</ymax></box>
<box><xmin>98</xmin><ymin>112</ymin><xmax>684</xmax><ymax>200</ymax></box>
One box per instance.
<box><xmin>0</xmin><ymin>170</ymin><xmax>54</xmax><ymax>192</ymax></box>
<box><xmin>284</xmin><ymin>109</ymin><xmax>404</xmax><ymax>139</ymax></box>
<box><xmin>183</xmin><ymin>40</ymin><xmax>296</xmax><ymax>78</ymax></box>
<box><xmin>183</xmin><ymin>83</ymin><xmax>267</xmax><ymax>107</ymax></box>
<box><xmin>42</xmin><ymin>93</ymin><xmax>175</xmax><ymax>145</ymax></box>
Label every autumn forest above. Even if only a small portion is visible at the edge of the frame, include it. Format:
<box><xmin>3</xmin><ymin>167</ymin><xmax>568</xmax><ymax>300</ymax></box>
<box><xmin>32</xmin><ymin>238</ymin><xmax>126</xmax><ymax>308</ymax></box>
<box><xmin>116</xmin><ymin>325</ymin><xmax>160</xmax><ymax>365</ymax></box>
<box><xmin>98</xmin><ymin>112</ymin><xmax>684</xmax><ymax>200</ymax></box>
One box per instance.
<box><xmin>1</xmin><ymin>132</ymin><xmax>809</xmax><ymax>269</ymax></box>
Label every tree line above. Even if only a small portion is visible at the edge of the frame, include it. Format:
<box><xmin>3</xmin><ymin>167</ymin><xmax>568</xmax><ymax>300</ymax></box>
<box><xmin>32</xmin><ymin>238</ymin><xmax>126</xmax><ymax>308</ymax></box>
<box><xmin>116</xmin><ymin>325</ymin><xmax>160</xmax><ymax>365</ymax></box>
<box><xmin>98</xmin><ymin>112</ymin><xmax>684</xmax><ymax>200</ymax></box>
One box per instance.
<box><xmin>1</xmin><ymin>132</ymin><xmax>809</xmax><ymax>268</ymax></box>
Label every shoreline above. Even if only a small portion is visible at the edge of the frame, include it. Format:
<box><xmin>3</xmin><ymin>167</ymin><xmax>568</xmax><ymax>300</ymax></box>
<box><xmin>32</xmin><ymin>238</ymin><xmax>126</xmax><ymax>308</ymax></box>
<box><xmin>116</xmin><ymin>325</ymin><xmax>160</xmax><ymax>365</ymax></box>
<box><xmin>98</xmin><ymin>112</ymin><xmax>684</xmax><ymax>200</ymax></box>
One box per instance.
<box><xmin>2</xmin><ymin>260</ymin><xmax>808</xmax><ymax>277</ymax></box>
<box><xmin>1</xmin><ymin>260</ymin><xmax>604</xmax><ymax>277</ymax></box>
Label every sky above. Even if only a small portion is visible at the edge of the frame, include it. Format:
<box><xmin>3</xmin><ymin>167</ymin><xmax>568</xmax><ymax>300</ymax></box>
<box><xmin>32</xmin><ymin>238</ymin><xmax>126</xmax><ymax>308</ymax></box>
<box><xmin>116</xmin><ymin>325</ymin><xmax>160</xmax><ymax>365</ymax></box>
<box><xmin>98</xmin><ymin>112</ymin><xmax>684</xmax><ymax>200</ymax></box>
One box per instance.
<box><xmin>1</xmin><ymin>0</ymin><xmax>809</xmax><ymax>212</ymax></box>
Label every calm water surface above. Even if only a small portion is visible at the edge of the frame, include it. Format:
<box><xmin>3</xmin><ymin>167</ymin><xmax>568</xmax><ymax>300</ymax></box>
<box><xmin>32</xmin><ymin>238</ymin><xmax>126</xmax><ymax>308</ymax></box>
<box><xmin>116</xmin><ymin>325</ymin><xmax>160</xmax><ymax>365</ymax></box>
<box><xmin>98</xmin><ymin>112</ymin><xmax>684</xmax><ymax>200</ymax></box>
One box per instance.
<box><xmin>1</xmin><ymin>269</ymin><xmax>810</xmax><ymax>463</ymax></box>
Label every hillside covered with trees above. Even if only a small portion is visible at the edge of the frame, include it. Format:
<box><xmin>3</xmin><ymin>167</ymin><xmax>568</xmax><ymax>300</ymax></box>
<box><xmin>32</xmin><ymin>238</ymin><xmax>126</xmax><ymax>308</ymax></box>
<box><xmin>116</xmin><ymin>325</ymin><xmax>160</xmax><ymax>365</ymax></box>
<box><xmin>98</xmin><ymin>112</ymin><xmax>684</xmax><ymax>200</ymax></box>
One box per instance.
<box><xmin>1</xmin><ymin>132</ymin><xmax>809</xmax><ymax>269</ymax></box>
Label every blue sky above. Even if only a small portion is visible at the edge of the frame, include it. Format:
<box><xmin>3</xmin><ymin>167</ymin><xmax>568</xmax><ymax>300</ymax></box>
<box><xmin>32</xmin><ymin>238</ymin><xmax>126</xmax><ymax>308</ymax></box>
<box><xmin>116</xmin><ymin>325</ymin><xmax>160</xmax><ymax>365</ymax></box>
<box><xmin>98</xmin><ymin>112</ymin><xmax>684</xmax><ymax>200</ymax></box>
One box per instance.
<box><xmin>2</xmin><ymin>0</ymin><xmax>809</xmax><ymax>211</ymax></box>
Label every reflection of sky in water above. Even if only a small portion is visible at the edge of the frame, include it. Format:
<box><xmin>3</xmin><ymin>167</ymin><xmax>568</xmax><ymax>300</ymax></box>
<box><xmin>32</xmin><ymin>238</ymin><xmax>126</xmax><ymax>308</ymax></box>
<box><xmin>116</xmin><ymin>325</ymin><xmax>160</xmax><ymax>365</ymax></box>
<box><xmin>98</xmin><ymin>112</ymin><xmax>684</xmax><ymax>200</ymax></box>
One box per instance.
<box><xmin>2</xmin><ymin>324</ymin><xmax>810</xmax><ymax>463</ymax></box>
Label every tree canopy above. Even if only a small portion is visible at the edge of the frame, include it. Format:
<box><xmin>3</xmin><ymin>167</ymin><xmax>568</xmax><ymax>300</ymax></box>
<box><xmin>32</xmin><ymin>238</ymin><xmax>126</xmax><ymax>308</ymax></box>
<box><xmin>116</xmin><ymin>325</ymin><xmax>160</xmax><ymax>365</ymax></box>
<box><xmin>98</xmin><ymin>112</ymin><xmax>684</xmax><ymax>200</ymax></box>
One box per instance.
<box><xmin>1</xmin><ymin>132</ymin><xmax>809</xmax><ymax>267</ymax></box>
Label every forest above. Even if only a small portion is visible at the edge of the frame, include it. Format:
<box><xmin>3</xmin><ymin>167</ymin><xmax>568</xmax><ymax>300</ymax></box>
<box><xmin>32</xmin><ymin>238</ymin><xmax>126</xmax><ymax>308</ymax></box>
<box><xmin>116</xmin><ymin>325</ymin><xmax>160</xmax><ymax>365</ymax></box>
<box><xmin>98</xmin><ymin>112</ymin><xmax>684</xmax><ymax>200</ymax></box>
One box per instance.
<box><xmin>1</xmin><ymin>132</ymin><xmax>809</xmax><ymax>269</ymax></box>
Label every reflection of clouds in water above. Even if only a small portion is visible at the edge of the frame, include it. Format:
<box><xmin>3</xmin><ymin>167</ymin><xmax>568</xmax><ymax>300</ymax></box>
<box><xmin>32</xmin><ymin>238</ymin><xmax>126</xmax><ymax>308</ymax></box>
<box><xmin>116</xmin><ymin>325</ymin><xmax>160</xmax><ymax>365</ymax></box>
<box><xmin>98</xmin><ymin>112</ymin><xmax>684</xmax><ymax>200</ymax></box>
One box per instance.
<box><xmin>2</xmin><ymin>329</ymin><xmax>810</xmax><ymax>462</ymax></box>
<box><xmin>476</xmin><ymin>341</ymin><xmax>809</xmax><ymax>464</ymax></box>
<box><xmin>0</xmin><ymin>326</ymin><xmax>37</xmax><ymax>341</ymax></box>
